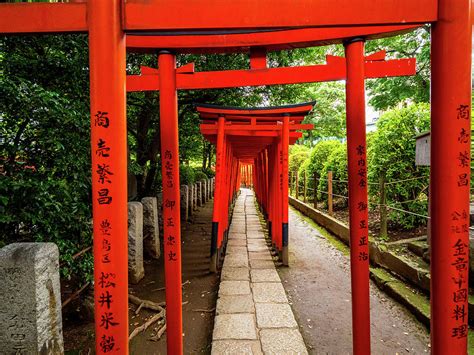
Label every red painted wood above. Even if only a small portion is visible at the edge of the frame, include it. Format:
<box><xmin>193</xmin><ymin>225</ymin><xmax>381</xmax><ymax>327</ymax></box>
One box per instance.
<box><xmin>127</xmin><ymin>57</ymin><xmax>415</xmax><ymax>92</ymax></box>
<box><xmin>126</xmin><ymin>25</ymin><xmax>420</xmax><ymax>53</ymax></box>
<box><xmin>430</xmin><ymin>0</ymin><xmax>472</xmax><ymax>353</ymax></box>
<box><xmin>0</xmin><ymin>2</ymin><xmax>87</xmax><ymax>34</ymax></box>
<box><xmin>88</xmin><ymin>1</ymin><xmax>128</xmax><ymax>353</ymax></box>
<box><xmin>124</xmin><ymin>0</ymin><xmax>437</xmax><ymax>31</ymax></box>
<box><xmin>158</xmin><ymin>52</ymin><xmax>183</xmax><ymax>355</ymax></box>
<box><xmin>345</xmin><ymin>39</ymin><xmax>370</xmax><ymax>355</ymax></box>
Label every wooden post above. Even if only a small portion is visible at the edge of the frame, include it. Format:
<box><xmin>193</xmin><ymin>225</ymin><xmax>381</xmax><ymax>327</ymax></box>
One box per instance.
<box><xmin>328</xmin><ymin>170</ymin><xmax>333</xmax><ymax>215</ymax></box>
<box><xmin>379</xmin><ymin>173</ymin><xmax>388</xmax><ymax>238</ymax></box>
<box><xmin>295</xmin><ymin>171</ymin><xmax>299</xmax><ymax>200</ymax></box>
<box><xmin>303</xmin><ymin>170</ymin><xmax>307</xmax><ymax>203</ymax></box>
<box><xmin>313</xmin><ymin>172</ymin><xmax>318</xmax><ymax>209</ymax></box>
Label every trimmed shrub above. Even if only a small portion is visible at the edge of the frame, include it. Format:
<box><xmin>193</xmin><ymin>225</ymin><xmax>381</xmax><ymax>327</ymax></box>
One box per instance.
<box><xmin>299</xmin><ymin>140</ymin><xmax>342</xmax><ymax>189</ymax></box>
<box><xmin>367</xmin><ymin>103</ymin><xmax>430</xmax><ymax>229</ymax></box>
<box><xmin>202</xmin><ymin>168</ymin><xmax>215</xmax><ymax>178</ymax></box>
<box><xmin>180</xmin><ymin>165</ymin><xmax>195</xmax><ymax>185</ymax></box>
<box><xmin>289</xmin><ymin>145</ymin><xmax>310</xmax><ymax>175</ymax></box>
<box><xmin>194</xmin><ymin>170</ymin><xmax>208</xmax><ymax>182</ymax></box>
<box><xmin>318</xmin><ymin>144</ymin><xmax>348</xmax><ymax>207</ymax></box>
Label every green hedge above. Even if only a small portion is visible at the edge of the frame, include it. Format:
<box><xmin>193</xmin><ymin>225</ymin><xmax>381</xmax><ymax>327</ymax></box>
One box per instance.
<box><xmin>318</xmin><ymin>144</ymin><xmax>348</xmax><ymax>206</ymax></box>
<box><xmin>179</xmin><ymin>165</ymin><xmax>195</xmax><ymax>185</ymax></box>
<box><xmin>298</xmin><ymin>140</ymin><xmax>342</xmax><ymax>189</ymax></box>
<box><xmin>367</xmin><ymin>103</ymin><xmax>430</xmax><ymax>229</ymax></box>
<box><xmin>296</xmin><ymin>103</ymin><xmax>431</xmax><ymax>229</ymax></box>
<box><xmin>289</xmin><ymin>145</ymin><xmax>310</xmax><ymax>175</ymax></box>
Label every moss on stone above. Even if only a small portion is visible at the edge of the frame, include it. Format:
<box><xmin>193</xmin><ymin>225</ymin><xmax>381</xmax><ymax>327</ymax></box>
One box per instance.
<box><xmin>291</xmin><ymin>207</ymin><xmax>350</xmax><ymax>256</ymax></box>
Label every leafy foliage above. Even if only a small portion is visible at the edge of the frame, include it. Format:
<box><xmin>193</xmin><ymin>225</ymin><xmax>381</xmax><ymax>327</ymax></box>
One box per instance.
<box><xmin>194</xmin><ymin>171</ymin><xmax>208</xmax><ymax>182</ymax></box>
<box><xmin>0</xmin><ymin>34</ymin><xmax>93</xmax><ymax>283</ymax></box>
<box><xmin>367</xmin><ymin>103</ymin><xmax>430</xmax><ymax>229</ymax></box>
<box><xmin>365</xmin><ymin>27</ymin><xmax>431</xmax><ymax>111</ymax></box>
<box><xmin>289</xmin><ymin>145</ymin><xmax>310</xmax><ymax>175</ymax></box>
<box><xmin>298</xmin><ymin>140</ymin><xmax>342</xmax><ymax>189</ymax></box>
<box><xmin>318</xmin><ymin>144</ymin><xmax>348</xmax><ymax>206</ymax></box>
<box><xmin>305</xmin><ymin>82</ymin><xmax>346</xmax><ymax>141</ymax></box>
<box><xmin>179</xmin><ymin>165</ymin><xmax>195</xmax><ymax>186</ymax></box>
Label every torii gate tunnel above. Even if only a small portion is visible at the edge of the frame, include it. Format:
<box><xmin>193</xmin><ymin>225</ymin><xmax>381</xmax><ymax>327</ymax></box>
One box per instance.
<box><xmin>197</xmin><ymin>102</ymin><xmax>315</xmax><ymax>270</ymax></box>
<box><xmin>0</xmin><ymin>1</ymin><xmax>471</xmax><ymax>354</ymax></box>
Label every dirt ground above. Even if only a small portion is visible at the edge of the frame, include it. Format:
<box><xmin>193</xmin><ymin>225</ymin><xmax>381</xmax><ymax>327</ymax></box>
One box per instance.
<box><xmin>62</xmin><ymin>201</ymin><xmax>219</xmax><ymax>354</ymax></box>
<box><xmin>277</xmin><ymin>207</ymin><xmax>431</xmax><ymax>355</ymax></box>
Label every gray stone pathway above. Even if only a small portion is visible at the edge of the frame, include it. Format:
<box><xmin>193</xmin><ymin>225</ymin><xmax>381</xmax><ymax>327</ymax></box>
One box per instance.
<box><xmin>212</xmin><ymin>189</ymin><xmax>308</xmax><ymax>355</ymax></box>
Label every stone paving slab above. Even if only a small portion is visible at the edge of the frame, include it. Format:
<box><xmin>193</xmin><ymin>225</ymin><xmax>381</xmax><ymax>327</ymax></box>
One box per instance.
<box><xmin>249</xmin><ymin>252</ymin><xmax>273</xmax><ymax>261</ymax></box>
<box><xmin>247</xmin><ymin>240</ymin><xmax>267</xmax><ymax>247</ymax></box>
<box><xmin>224</xmin><ymin>254</ymin><xmax>249</xmax><ymax>268</ymax></box>
<box><xmin>212</xmin><ymin>189</ymin><xmax>307</xmax><ymax>354</ymax></box>
<box><xmin>217</xmin><ymin>294</ymin><xmax>255</xmax><ymax>314</ymax></box>
<box><xmin>226</xmin><ymin>246</ymin><xmax>248</xmax><ymax>255</ymax></box>
<box><xmin>248</xmin><ymin>244</ymin><xmax>269</xmax><ymax>252</ymax></box>
<box><xmin>221</xmin><ymin>266</ymin><xmax>250</xmax><ymax>281</ymax></box>
<box><xmin>212</xmin><ymin>340</ymin><xmax>263</xmax><ymax>355</ymax></box>
<box><xmin>252</xmin><ymin>282</ymin><xmax>288</xmax><ymax>303</ymax></box>
<box><xmin>228</xmin><ymin>239</ymin><xmax>247</xmax><ymax>247</ymax></box>
<box><xmin>250</xmin><ymin>259</ymin><xmax>275</xmax><ymax>269</ymax></box>
<box><xmin>255</xmin><ymin>303</ymin><xmax>298</xmax><ymax>328</ymax></box>
<box><xmin>251</xmin><ymin>269</ymin><xmax>281</xmax><ymax>283</ymax></box>
<box><xmin>247</xmin><ymin>231</ymin><xmax>265</xmax><ymax>239</ymax></box>
<box><xmin>260</xmin><ymin>329</ymin><xmax>308</xmax><ymax>354</ymax></box>
<box><xmin>219</xmin><ymin>280</ymin><xmax>251</xmax><ymax>295</ymax></box>
<box><xmin>213</xmin><ymin>314</ymin><xmax>258</xmax><ymax>340</ymax></box>
<box><xmin>230</xmin><ymin>233</ymin><xmax>247</xmax><ymax>240</ymax></box>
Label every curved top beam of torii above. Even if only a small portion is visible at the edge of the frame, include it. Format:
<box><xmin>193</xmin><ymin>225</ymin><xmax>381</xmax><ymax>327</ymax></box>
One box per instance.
<box><xmin>195</xmin><ymin>101</ymin><xmax>316</xmax><ymax>119</ymax></box>
<box><xmin>0</xmin><ymin>1</ymin><xmax>436</xmax><ymax>51</ymax></box>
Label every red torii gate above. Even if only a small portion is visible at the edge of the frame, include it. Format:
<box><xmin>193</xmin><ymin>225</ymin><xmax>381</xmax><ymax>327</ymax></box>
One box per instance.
<box><xmin>125</xmin><ymin>45</ymin><xmax>416</xmax><ymax>355</ymax></box>
<box><xmin>197</xmin><ymin>102</ymin><xmax>315</xmax><ymax>269</ymax></box>
<box><xmin>0</xmin><ymin>1</ymin><xmax>471</xmax><ymax>355</ymax></box>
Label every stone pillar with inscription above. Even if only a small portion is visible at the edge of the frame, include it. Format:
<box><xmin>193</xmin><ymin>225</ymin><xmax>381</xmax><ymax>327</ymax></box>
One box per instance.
<box><xmin>128</xmin><ymin>202</ymin><xmax>145</xmax><ymax>284</ymax></box>
<box><xmin>188</xmin><ymin>184</ymin><xmax>194</xmax><ymax>216</ymax></box>
<box><xmin>156</xmin><ymin>192</ymin><xmax>164</xmax><ymax>234</ymax></box>
<box><xmin>196</xmin><ymin>181</ymin><xmax>202</xmax><ymax>207</ymax></box>
<box><xmin>180</xmin><ymin>185</ymin><xmax>189</xmax><ymax>222</ymax></box>
<box><xmin>0</xmin><ymin>243</ymin><xmax>64</xmax><ymax>354</ymax></box>
<box><xmin>193</xmin><ymin>183</ymin><xmax>199</xmax><ymax>209</ymax></box>
<box><xmin>141</xmin><ymin>197</ymin><xmax>160</xmax><ymax>260</ymax></box>
<box><xmin>201</xmin><ymin>179</ymin><xmax>208</xmax><ymax>203</ymax></box>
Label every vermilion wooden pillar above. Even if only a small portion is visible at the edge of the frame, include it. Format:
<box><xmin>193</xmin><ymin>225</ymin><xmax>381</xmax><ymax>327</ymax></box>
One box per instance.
<box><xmin>211</xmin><ymin>116</ymin><xmax>225</xmax><ymax>273</ymax></box>
<box><xmin>267</xmin><ymin>147</ymin><xmax>275</xmax><ymax>243</ymax></box>
<box><xmin>276</xmin><ymin>139</ymin><xmax>283</xmax><ymax>254</ymax></box>
<box><xmin>273</xmin><ymin>143</ymin><xmax>281</xmax><ymax>251</ymax></box>
<box><xmin>281</xmin><ymin>115</ymin><xmax>290</xmax><ymax>265</ymax></box>
<box><xmin>430</xmin><ymin>0</ymin><xmax>471</xmax><ymax>353</ymax></box>
<box><xmin>88</xmin><ymin>1</ymin><xmax>129</xmax><ymax>353</ymax></box>
<box><xmin>344</xmin><ymin>38</ymin><xmax>371</xmax><ymax>355</ymax></box>
<box><xmin>158</xmin><ymin>51</ymin><xmax>183</xmax><ymax>355</ymax></box>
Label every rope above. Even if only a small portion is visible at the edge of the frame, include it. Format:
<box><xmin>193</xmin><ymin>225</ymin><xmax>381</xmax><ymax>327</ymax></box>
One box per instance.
<box><xmin>384</xmin><ymin>176</ymin><xmax>428</xmax><ymax>185</ymax></box>
<box><xmin>383</xmin><ymin>204</ymin><xmax>429</xmax><ymax>219</ymax></box>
